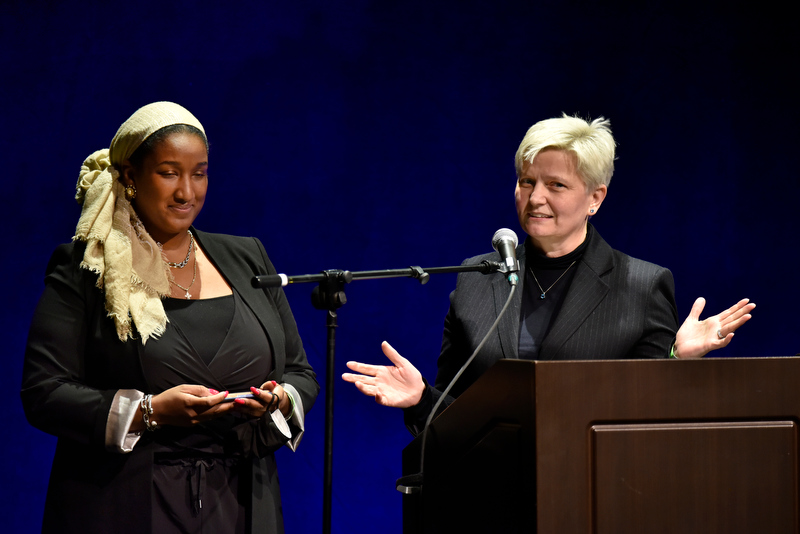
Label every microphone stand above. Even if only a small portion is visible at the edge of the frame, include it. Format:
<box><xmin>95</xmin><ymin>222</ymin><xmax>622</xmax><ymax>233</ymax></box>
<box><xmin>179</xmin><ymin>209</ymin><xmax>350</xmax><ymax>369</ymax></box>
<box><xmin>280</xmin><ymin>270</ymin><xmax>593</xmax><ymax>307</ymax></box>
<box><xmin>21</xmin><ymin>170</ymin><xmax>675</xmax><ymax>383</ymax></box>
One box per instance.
<box><xmin>251</xmin><ymin>261</ymin><xmax>503</xmax><ymax>534</ymax></box>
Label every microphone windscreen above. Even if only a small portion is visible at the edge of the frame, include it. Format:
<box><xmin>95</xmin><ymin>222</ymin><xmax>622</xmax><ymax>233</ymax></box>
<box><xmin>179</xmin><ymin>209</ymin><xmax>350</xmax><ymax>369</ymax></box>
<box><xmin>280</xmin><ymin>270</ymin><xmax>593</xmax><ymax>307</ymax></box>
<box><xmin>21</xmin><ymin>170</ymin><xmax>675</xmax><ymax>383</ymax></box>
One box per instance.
<box><xmin>492</xmin><ymin>228</ymin><xmax>518</xmax><ymax>250</ymax></box>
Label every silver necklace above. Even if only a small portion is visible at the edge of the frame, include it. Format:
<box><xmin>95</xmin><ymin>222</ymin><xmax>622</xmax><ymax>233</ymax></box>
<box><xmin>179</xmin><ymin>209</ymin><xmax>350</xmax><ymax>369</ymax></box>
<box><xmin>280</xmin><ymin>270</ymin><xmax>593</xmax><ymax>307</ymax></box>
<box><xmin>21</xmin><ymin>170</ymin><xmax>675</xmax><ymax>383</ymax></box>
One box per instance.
<box><xmin>164</xmin><ymin>230</ymin><xmax>194</xmax><ymax>269</ymax></box>
<box><xmin>170</xmin><ymin>246</ymin><xmax>197</xmax><ymax>299</ymax></box>
<box><xmin>529</xmin><ymin>260</ymin><xmax>577</xmax><ymax>300</ymax></box>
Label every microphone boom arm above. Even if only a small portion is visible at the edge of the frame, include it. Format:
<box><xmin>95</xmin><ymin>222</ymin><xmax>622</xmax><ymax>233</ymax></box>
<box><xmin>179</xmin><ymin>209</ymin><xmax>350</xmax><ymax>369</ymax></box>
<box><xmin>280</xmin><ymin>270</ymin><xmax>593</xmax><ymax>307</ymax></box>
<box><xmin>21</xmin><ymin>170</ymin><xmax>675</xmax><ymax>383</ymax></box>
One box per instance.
<box><xmin>251</xmin><ymin>260</ymin><xmax>503</xmax><ymax>288</ymax></box>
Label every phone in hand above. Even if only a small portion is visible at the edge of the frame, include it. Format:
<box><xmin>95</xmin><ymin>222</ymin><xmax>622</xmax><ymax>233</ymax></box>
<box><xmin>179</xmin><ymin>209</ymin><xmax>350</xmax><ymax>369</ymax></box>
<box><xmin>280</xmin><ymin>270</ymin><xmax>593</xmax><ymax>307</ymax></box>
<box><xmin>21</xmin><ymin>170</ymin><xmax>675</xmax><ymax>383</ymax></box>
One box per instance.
<box><xmin>221</xmin><ymin>391</ymin><xmax>256</xmax><ymax>402</ymax></box>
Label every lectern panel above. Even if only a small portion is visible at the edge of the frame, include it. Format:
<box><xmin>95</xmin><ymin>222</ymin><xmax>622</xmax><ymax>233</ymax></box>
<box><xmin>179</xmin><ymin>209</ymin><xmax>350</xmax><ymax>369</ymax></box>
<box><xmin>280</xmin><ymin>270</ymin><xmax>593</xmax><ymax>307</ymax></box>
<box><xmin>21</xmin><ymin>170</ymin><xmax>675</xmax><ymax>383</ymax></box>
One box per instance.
<box><xmin>403</xmin><ymin>358</ymin><xmax>800</xmax><ymax>533</ymax></box>
<box><xmin>591</xmin><ymin>421</ymin><xmax>798</xmax><ymax>534</ymax></box>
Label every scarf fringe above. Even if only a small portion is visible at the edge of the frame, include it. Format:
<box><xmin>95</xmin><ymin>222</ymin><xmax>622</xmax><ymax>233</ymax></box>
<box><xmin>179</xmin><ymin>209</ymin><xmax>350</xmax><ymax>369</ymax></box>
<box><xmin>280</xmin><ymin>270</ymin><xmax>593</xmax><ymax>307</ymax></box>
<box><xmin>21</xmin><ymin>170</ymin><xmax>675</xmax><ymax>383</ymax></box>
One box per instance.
<box><xmin>74</xmin><ymin>150</ymin><xmax>171</xmax><ymax>344</ymax></box>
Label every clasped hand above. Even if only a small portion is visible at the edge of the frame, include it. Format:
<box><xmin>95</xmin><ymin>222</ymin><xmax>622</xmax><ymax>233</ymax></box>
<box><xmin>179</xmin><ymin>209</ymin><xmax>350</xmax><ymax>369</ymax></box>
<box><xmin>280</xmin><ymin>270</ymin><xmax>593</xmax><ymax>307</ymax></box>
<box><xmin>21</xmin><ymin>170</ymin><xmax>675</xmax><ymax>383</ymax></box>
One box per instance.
<box><xmin>145</xmin><ymin>380</ymin><xmax>290</xmax><ymax>428</ymax></box>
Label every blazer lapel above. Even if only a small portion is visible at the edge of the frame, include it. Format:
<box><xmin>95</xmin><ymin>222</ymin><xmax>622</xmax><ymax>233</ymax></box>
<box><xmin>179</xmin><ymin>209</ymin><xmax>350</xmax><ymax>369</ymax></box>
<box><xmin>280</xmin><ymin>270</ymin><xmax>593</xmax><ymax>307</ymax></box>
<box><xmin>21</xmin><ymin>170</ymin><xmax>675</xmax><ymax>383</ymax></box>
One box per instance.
<box><xmin>539</xmin><ymin>229</ymin><xmax>614</xmax><ymax>358</ymax></box>
<box><xmin>191</xmin><ymin>228</ymin><xmax>286</xmax><ymax>377</ymax></box>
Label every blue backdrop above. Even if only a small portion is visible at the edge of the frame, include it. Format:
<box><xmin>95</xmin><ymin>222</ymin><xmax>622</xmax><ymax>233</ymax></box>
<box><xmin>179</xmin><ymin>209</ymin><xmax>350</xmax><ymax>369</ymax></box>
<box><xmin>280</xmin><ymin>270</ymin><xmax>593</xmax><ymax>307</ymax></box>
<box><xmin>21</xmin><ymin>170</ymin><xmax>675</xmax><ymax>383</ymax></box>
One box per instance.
<box><xmin>2</xmin><ymin>2</ymin><xmax>797</xmax><ymax>532</ymax></box>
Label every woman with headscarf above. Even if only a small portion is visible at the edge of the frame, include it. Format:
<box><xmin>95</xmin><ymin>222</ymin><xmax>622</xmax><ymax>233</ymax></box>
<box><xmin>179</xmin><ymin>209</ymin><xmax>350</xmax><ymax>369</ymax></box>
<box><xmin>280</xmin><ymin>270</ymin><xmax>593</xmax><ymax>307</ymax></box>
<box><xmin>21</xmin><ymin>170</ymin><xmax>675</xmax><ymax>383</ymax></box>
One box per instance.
<box><xmin>21</xmin><ymin>102</ymin><xmax>319</xmax><ymax>533</ymax></box>
<box><xmin>342</xmin><ymin>114</ymin><xmax>755</xmax><ymax>433</ymax></box>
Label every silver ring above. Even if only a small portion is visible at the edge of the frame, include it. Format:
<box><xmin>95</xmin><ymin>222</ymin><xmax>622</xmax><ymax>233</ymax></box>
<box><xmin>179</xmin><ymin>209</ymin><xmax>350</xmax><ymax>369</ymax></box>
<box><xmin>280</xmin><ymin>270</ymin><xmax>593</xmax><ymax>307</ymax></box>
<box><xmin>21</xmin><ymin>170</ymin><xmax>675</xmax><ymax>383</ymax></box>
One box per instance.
<box><xmin>717</xmin><ymin>329</ymin><xmax>724</xmax><ymax>340</ymax></box>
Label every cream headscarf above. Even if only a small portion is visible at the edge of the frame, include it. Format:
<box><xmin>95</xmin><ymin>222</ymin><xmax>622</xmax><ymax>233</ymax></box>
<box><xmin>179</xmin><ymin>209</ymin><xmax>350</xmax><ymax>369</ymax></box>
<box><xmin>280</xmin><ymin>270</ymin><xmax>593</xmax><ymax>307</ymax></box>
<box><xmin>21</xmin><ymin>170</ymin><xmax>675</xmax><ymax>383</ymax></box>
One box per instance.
<box><xmin>74</xmin><ymin>102</ymin><xmax>206</xmax><ymax>343</ymax></box>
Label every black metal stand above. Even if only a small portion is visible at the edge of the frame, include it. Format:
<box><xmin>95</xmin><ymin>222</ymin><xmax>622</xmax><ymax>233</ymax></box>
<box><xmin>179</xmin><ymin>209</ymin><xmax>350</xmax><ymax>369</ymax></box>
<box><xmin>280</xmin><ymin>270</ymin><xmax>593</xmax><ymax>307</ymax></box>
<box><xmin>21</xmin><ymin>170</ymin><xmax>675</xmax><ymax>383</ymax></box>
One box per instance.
<box><xmin>309</xmin><ymin>270</ymin><xmax>351</xmax><ymax>534</ymax></box>
<box><xmin>251</xmin><ymin>261</ymin><xmax>504</xmax><ymax>534</ymax></box>
<box><xmin>322</xmin><ymin>308</ymin><xmax>336</xmax><ymax>534</ymax></box>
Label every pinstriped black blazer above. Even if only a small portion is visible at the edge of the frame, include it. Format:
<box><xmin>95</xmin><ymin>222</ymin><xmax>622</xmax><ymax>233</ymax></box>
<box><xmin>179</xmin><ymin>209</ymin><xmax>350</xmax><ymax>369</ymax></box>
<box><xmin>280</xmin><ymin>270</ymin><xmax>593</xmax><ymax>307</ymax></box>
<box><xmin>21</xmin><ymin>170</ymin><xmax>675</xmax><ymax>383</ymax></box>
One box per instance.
<box><xmin>405</xmin><ymin>225</ymin><xmax>678</xmax><ymax>433</ymax></box>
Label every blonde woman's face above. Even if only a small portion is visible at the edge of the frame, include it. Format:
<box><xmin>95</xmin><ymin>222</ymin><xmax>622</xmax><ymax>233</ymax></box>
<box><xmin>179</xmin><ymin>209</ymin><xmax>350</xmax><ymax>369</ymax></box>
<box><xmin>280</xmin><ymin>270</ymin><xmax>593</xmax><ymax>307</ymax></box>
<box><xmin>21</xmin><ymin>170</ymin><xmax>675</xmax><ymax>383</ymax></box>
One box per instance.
<box><xmin>124</xmin><ymin>132</ymin><xmax>208</xmax><ymax>244</ymax></box>
<box><xmin>514</xmin><ymin>148</ymin><xmax>606</xmax><ymax>257</ymax></box>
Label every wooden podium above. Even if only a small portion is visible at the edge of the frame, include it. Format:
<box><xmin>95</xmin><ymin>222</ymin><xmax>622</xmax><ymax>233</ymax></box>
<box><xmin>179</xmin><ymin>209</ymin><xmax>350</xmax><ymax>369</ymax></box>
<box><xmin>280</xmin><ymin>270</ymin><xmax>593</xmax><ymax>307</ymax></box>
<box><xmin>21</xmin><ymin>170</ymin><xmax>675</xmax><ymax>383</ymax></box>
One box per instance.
<box><xmin>402</xmin><ymin>357</ymin><xmax>800</xmax><ymax>533</ymax></box>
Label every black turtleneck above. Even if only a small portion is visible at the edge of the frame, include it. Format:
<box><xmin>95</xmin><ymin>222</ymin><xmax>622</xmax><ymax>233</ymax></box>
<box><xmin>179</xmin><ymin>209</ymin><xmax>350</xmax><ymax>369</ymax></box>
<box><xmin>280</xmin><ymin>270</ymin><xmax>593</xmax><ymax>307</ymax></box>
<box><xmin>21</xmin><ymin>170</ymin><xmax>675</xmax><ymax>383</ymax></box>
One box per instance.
<box><xmin>518</xmin><ymin>225</ymin><xmax>593</xmax><ymax>360</ymax></box>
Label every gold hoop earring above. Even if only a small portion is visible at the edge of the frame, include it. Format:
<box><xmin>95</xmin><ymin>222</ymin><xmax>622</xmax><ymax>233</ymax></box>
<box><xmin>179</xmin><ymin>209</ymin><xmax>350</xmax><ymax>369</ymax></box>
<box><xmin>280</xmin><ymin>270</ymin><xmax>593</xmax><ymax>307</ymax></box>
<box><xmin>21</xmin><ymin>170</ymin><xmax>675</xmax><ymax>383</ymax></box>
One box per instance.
<box><xmin>124</xmin><ymin>184</ymin><xmax>137</xmax><ymax>201</ymax></box>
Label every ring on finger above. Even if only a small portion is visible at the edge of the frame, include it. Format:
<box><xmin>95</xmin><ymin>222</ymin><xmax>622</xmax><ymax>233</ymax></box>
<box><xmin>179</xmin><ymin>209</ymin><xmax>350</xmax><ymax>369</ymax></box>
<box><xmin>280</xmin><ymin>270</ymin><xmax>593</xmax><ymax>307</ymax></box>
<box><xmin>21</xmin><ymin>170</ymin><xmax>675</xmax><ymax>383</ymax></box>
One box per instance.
<box><xmin>717</xmin><ymin>328</ymin><xmax>724</xmax><ymax>340</ymax></box>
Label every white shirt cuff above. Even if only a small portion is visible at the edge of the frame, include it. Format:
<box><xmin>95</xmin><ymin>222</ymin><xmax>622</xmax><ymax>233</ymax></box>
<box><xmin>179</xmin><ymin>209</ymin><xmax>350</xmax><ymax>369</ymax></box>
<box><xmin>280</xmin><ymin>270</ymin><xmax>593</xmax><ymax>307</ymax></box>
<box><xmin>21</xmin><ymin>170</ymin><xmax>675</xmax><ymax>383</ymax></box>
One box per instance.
<box><xmin>105</xmin><ymin>389</ymin><xmax>144</xmax><ymax>453</ymax></box>
<box><xmin>282</xmin><ymin>383</ymin><xmax>306</xmax><ymax>452</ymax></box>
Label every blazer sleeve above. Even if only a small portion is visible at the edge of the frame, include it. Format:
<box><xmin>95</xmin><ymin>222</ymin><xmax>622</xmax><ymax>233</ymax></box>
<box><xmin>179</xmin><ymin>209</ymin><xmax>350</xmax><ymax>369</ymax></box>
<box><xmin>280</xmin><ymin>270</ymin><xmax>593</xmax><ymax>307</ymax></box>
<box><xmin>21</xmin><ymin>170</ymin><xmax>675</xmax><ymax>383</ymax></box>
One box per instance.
<box><xmin>20</xmin><ymin>243</ymin><xmax>118</xmax><ymax>447</ymax></box>
<box><xmin>625</xmin><ymin>263</ymin><xmax>678</xmax><ymax>359</ymax></box>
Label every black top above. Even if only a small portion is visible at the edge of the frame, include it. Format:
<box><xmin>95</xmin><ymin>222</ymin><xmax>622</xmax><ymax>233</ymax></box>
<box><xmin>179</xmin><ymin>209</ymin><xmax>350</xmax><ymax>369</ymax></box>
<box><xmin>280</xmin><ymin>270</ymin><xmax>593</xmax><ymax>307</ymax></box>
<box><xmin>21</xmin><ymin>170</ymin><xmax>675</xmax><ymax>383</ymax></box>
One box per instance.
<box><xmin>147</xmin><ymin>291</ymin><xmax>274</xmax><ymax>395</ymax></box>
<box><xmin>518</xmin><ymin>226</ymin><xmax>591</xmax><ymax>360</ymax></box>
<box><xmin>163</xmin><ymin>294</ymin><xmax>235</xmax><ymax>366</ymax></box>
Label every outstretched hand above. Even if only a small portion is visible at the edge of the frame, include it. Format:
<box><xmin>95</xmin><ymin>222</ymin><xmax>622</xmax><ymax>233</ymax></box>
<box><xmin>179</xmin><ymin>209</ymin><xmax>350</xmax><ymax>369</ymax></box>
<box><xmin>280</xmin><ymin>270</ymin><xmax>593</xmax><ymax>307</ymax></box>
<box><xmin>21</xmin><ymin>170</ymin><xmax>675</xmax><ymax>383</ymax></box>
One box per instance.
<box><xmin>342</xmin><ymin>341</ymin><xmax>426</xmax><ymax>408</ymax></box>
<box><xmin>674</xmin><ymin>297</ymin><xmax>756</xmax><ymax>359</ymax></box>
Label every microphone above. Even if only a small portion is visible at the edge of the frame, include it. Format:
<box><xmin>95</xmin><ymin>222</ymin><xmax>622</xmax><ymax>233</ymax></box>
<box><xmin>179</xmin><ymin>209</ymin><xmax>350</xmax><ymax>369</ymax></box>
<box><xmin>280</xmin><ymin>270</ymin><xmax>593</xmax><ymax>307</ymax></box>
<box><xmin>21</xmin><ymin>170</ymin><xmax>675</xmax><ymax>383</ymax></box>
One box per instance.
<box><xmin>492</xmin><ymin>228</ymin><xmax>519</xmax><ymax>285</ymax></box>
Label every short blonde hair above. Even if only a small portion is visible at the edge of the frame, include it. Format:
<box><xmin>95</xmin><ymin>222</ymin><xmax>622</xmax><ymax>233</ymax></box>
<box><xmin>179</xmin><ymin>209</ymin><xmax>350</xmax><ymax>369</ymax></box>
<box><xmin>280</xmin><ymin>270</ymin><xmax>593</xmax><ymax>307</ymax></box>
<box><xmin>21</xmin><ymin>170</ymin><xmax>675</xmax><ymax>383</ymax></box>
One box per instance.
<box><xmin>515</xmin><ymin>114</ymin><xmax>616</xmax><ymax>188</ymax></box>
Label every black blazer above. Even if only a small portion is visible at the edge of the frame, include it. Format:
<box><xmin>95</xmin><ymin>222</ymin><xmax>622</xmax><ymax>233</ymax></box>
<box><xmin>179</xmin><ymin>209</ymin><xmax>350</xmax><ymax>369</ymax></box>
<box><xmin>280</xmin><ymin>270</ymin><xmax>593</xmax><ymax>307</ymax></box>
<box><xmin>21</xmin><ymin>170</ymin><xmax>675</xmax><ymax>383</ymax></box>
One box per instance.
<box><xmin>21</xmin><ymin>228</ymin><xmax>319</xmax><ymax>533</ymax></box>
<box><xmin>405</xmin><ymin>226</ymin><xmax>678</xmax><ymax>433</ymax></box>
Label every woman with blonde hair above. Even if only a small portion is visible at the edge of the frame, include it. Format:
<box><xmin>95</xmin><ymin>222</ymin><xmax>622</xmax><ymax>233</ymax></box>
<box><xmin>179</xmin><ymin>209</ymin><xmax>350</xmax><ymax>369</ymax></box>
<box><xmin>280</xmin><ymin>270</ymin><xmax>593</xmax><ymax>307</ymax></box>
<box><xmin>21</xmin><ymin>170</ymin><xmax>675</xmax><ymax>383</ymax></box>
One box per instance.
<box><xmin>343</xmin><ymin>114</ymin><xmax>754</xmax><ymax>434</ymax></box>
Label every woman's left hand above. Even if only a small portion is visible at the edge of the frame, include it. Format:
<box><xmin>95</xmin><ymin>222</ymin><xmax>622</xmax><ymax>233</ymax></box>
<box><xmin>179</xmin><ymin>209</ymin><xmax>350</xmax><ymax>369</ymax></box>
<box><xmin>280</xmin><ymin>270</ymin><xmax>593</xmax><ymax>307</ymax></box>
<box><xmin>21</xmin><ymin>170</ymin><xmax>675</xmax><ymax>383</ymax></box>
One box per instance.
<box><xmin>674</xmin><ymin>297</ymin><xmax>756</xmax><ymax>359</ymax></box>
<box><xmin>231</xmin><ymin>380</ymin><xmax>291</xmax><ymax>418</ymax></box>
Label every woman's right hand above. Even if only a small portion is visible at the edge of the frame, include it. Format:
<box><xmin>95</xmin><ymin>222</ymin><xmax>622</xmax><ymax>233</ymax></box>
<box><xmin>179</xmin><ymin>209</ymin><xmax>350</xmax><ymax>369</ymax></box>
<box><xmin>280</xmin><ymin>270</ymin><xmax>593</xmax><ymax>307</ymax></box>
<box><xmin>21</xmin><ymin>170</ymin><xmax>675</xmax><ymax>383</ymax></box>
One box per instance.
<box><xmin>342</xmin><ymin>341</ymin><xmax>425</xmax><ymax>408</ymax></box>
<box><xmin>145</xmin><ymin>385</ymin><xmax>234</xmax><ymax>428</ymax></box>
